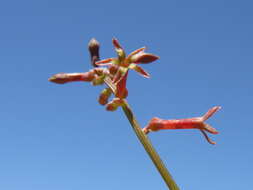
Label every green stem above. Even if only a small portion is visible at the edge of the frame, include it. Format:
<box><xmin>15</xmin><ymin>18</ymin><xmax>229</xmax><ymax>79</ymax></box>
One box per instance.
<box><xmin>104</xmin><ymin>77</ymin><xmax>180</xmax><ymax>190</ymax></box>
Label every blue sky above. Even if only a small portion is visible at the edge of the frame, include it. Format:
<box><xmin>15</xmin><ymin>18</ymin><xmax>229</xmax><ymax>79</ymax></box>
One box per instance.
<box><xmin>0</xmin><ymin>0</ymin><xmax>252</xmax><ymax>189</ymax></box>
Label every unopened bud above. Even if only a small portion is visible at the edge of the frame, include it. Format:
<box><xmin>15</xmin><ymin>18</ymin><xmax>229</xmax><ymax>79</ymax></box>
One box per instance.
<box><xmin>88</xmin><ymin>38</ymin><xmax>100</xmax><ymax>67</ymax></box>
<box><xmin>48</xmin><ymin>72</ymin><xmax>95</xmax><ymax>84</ymax></box>
<box><xmin>98</xmin><ymin>88</ymin><xmax>112</xmax><ymax>105</ymax></box>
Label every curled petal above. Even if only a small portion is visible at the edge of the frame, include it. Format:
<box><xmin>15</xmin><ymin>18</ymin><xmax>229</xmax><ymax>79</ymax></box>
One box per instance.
<box><xmin>127</xmin><ymin>47</ymin><xmax>146</xmax><ymax>58</ymax></box>
<box><xmin>202</xmin><ymin>106</ymin><xmax>221</xmax><ymax>121</ymax></box>
<box><xmin>131</xmin><ymin>53</ymin><xmax>159</xmax><ymax>64</ymax></box>
<box><xmin>95</xmin><ymin>58</ymin><xmax>115</xmax><ymax>66</ymax></box>
<box><xmin>200</xmin><ymin>130</ymin><xmax>216</xmax><ymax>145</ymax></box>
<box><xmin>48</xmin><ymin>71</ymin><xmax>95</xmax><ymax>84</ymax></box>
<box><xmin>129</xmin><ymin>64</ymin><xmax>150</xmax><ymax>78</ymax></box>
<box><xmin>203</xmin><ymin>123</ymin><xmax>219</xmax><ymax>134</ymax></box>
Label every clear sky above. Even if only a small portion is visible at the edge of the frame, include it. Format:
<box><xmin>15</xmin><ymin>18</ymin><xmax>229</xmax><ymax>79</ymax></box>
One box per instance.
<box><xmin>0</xmin><ymin>0</ymin><xmax>252</xmax><ymax>189</ymax></box>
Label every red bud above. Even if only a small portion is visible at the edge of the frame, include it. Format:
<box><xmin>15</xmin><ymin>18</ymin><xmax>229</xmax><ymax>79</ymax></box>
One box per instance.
<box><xmin>48</xmin><ymin>72</ymin><xmax>95</xmax><ymax>84</ymax></box>
<box><xmin>98</xmin><ymin>88</ymin><xmax>112</xmax><ymax>105</ymax></box>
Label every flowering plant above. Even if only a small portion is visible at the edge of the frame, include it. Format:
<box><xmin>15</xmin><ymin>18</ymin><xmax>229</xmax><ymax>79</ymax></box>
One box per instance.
<box><xmin>49</xmin><ymin>38</ymin><xmax>221</xmax><ymax>190</ymax></box>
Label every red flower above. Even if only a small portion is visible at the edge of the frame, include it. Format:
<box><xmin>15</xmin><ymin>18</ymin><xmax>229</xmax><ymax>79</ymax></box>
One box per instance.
<box><xmin>143</xmin><ymin>106</ymin><xmax>221</xmax><ymax>144</ymax></box>
<box><xmin>48</xmin><ymin>72</ymin><xmax>95</xmax><ymax>84</ymax></box>
<box><xmin>95</xmin><ymin>38</ymin><xmax>159</xmax><ymax>79</ymax></box>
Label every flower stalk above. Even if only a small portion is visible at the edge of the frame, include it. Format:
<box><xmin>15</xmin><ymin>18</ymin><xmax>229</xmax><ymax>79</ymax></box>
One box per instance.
<box><xmin>104</xmin><ymin>77</ymin><xmax>180</xmax><ymax>189</ymax></box>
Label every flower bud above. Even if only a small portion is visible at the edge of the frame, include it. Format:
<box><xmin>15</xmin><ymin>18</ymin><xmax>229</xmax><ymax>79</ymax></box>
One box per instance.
<box><xmin>98</xmin><ymin>88</ymin><xmax>112</xmax><ymax>105</ymax></box>
<box><xmin>48</xmin><ymin>72</ymin><xmax>95</xmax><ymax>84</ymax></box>
<box><xmin>88</xmin><ymin>38</ymin><xmax>100</xmax><ymax>67</ymax></box>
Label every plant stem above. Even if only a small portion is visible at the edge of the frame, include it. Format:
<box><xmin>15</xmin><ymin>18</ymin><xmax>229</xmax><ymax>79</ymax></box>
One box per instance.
<box><xmin>104</xmin><ymin>77</ymin><xmax>180</xmax><ymax>190</ymax></box>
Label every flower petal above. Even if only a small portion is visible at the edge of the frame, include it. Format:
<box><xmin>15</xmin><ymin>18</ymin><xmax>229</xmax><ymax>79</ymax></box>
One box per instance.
<box><xmin>95</xmin><ymin>58</ymin><xmax>115</xmax><ymax>66</ymax></box>
<box><xmin>203</xmin><ymin>123</ymin><xmax>219</xmax><ymax>134</ymax></box>
<box><xmin>115</xmin><ymin>71</ymin><xmax>128</xmax><ymax>99</ymax></box>
<box><xmin>202</xmin><ymin>106</ymin><xmax>221</xmax><ymax>121</ymax></box>
<box><xmin>112</xmin><ymin>38</ymin><xmax>126</xmax><ymax>60</ymax></box>
<box><xmin>112</xmin><ymin>38</ymin><xmax>123</xmax><ymax>49</ymax></box>
<box><xmin>199</xmin><ymin>130</ymin><xmax>216</xmax><ymax>145</ymax></box>
<box><xmin>127</xmin><ymin>47</ymin><xmax>146</xmax><ymax>58</ymax></box>
<box><xmin>129</xmin><ymin>64</ymin><xmax>150</xmax><ymax>78</ymax></box>
<box><xmin>131</xmin><ymin>53</ymin><xmax>159</xmax><ymax>64</ymax></box>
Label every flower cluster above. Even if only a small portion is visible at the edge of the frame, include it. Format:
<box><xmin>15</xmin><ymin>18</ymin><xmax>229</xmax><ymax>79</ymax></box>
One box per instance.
<box><xmin>49</xmin><ymin>38</ymin><xmax>159</xmax><ymax>111</ymax></box>
<box><xmin>49</xmin><ymin>38</ymin><xmax>221</xmax><ymax>144</ymax></box>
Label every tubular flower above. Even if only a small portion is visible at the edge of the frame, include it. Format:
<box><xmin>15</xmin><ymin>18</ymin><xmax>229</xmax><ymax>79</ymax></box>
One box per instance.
<box><xmin>143</xmin><ymin>106</ymin><xmax>221</xmax><ymax>145</ymax></box>
<box><xmin>95</xmin><ymin>38</ymin><xmax>159</xmax><ymax>80</ymax></box>
<box><xmin>48</xmin><ymin>72</ymin><xmax>95</xmax><ymax>84</ymax></box>
<box><xmin>48</xmin><ymin>68</ymin><xmax>108</xmax><ymax>85</ymax></box>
